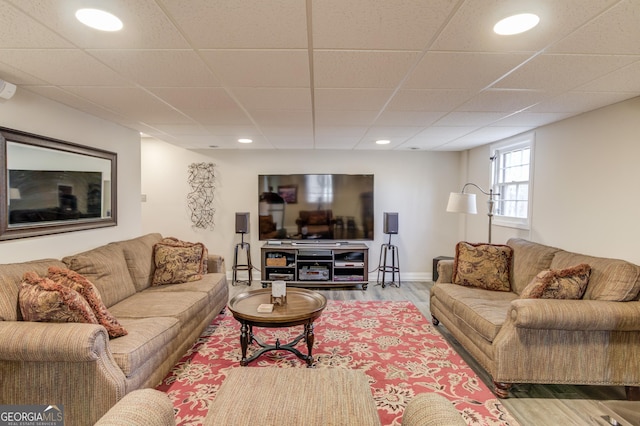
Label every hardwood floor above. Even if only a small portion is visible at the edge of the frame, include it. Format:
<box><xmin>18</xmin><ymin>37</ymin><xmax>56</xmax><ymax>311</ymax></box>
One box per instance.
<box><xmin>228</xmin><ymin>280</ymin><xmax>632</xmax><ymax>426</ymax></box>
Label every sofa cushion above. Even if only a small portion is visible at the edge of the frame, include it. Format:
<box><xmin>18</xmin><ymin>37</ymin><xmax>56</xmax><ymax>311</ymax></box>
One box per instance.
<box><xmin>0</xmin><ymin>259</ymin><xmax>66</xmax><ymax>321</ymax></box>
<box><xmin>47</xmin><ymin>266</ymin><xmax>127</xmax><ymax>338</ymax></box>
<box><xmin>551</xmin><ymin>251</ymin><xmax>640</xmax><ymax>301</ymax></box>
<box><xmin>520</xmin><ymin>264</ymin><xmax>591</xmax><ymax>300</ymax></box>
<box><xmin>433</xmin><ymin>283</ymin><xmax>517</xmax><ymax>342</ymax></box>
<box><xmin>108</xmin><ymin>316</ymin><xmax>180</xmax><ymax>377</ymax></box>
<box><xmin>507</xmin><ymin>238</ymin><xmax>560</xmax><ymax>294</ymax></box>
<box><xmin>19</xmin><ymin>271</ymin><xmax>98</xmax><ymax>324</ymax></box>
<box><xmin>63</xmin><ymin>244</ymin><xmax>137</xmax><ymax>308</ymax></box>
<box><xmin>112</xmin><ymin>233</ymin><xmax>163</xmax><ymax>292</ymax></box>
<box><xmin>152</xmin><ymin>238</ymin><xmax>207</xmax><ymax>286</ymax></box>
<box><xmin>453</xmin><ymin>242</ymin><xmax>513</xmax><ymax>291</ymax></box>
<box><xmin>108</xmin><ymin>290</ymin><xmax>209</xmax><ymax>326</ymax></box>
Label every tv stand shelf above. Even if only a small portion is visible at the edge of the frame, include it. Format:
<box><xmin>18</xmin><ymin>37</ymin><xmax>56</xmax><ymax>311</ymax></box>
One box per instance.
<box><xmin>261</xmin><ymin>242</ymin><xmax>369</xmax><ymax>290</ymax></box>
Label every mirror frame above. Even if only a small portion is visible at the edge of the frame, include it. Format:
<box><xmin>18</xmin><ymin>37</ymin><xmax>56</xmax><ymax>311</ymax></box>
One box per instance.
<box><xmin>0</xmin><ymin>127</ymin><xmax>117</xmax><ymax>241</ymax></box>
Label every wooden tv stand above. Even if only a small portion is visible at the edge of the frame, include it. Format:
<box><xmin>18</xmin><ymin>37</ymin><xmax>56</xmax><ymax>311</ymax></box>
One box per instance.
<box><xmin>261</xmin><ymin>242</ymin><xmax>369</xmax><ymax>290</ymax></box>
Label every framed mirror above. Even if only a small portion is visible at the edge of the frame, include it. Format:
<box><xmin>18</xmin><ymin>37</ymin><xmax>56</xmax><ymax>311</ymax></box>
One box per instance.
<box><xmin>0</xmin><ymin>127</ymin><xmax>117</xmax><ymax>241</ymax></box>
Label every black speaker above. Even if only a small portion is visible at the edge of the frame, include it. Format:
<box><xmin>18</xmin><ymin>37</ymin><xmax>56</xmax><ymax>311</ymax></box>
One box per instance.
<box><xmin>235</xmin><ymin>212</ymin><xmax>250</xmax><ymax>234</ymax></box>
<box><xmin>383</xmin><ymin>212</ymin><xmax>398</xmax><ymax>234</ymax></box>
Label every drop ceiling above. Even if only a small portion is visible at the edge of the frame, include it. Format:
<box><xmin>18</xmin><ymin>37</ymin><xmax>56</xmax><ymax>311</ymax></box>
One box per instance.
<box><xmin>0</xmin><ymin>0</ymin><xmax>639</xmax><ymax>151</ymax></box>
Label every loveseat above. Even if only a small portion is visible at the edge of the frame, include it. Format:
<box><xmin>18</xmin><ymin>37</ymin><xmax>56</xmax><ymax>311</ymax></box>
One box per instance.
<box><xmin>431</xmin><ymin>238</ymin><xmax>640</xmax><ymax>399</ymax></box>
<box><xmin>0</xmin><ymin>233</ymin><xmax>228</xmax><ymax>426</ymax></box>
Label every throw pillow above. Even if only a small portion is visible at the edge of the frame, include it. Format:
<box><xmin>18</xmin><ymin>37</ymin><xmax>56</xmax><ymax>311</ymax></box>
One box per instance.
<box><xmin>520</xmin><ymin>263</ymin><xmax>591</xmax><ymax>299</ymax></box>
<box><xmin>452</xmin><ymin>241</ymin><xmax>513</xmax><ymax>291</ymax></box>
<box><xmin>152</xmin><ymin>238</ymin><xmax>207</xmax><ymax>286</ymax></box>
<box><xmin>48</xmin><ymin>266</ymin><xmax>128</xmax><ymax>338</ymax></box>
<box><xmin>19</xmin><ymin>271</ymin><xmax>98</xmax><ymax>324</ymax></box>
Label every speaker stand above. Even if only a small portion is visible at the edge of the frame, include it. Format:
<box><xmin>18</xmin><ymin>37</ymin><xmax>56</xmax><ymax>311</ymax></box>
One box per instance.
<box><xmin>232</xmin><ymin>233</ymin><xmax>252</xmax><ymax>286</ymax></box>
<box><xmin>376</xmin><ymin>234</ymin><xmax>401</xmax><ymax>288</ymax></box>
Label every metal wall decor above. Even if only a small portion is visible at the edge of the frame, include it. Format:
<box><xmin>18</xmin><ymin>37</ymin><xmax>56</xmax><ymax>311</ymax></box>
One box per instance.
<box><xmin>187</xmin><ymin>162</ymin><xmax>216</xmax><ymax>230</ymax></box>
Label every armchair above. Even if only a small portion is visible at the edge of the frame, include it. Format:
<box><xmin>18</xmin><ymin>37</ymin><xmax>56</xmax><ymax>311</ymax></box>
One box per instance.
<box><xmin>296</xmin><ymin>210</ymin><xmax>335</xmax><ymax>238</ymax></box>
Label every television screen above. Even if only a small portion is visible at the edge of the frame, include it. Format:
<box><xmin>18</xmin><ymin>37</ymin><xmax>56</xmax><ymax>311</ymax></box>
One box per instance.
<box><xmin>258</xmin><ymin>174</ymin><xmax>374</xmax><ymax>241</ymax></box>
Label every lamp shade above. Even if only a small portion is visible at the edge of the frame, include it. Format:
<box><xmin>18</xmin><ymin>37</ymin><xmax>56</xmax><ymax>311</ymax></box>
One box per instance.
<box><xmin>446</xmin><ymin>192</ymin><xmax>477</xmax><ymax>214</ymax></box>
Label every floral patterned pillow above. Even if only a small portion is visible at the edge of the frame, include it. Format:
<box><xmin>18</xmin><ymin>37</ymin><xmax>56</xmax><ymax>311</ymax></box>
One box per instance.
<box><xmin>48</xmin><ymin>266</ymin><xmax>127</xmax><ymax>338</ymax></box>
<box><xmin>152</xmin><ymin>238</ymin><xmax>207</xmax><ymax>286</ymax></box>
<box><xmin>453</xmin><ymin>241</ymin><xmax>513</xmax><ymax>291</ymax></box>
<box><xmin>19</xmin><ymin>271</ymin><xmax>98</xmax><ymax>324</ymax></box>
<box><xmin>520</xmin><ymin>264</ymin><xmax>591</xmax><ymax>299</ymax></box>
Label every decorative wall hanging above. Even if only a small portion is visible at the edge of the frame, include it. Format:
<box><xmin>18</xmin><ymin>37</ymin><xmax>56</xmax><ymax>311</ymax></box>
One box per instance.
<box><xmin>187</xmin><ymin>162</ymin><xmax>216</xmax><ymax>230</ymax></box>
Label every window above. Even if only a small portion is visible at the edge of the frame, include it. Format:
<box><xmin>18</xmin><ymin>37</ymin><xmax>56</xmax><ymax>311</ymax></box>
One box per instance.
<box><xmin>305</xmin><ymin>174</ymin><xmax>333</xmax><ymax>204</ymax></box>
<box><xmin>491</xmin><ymin>133</ymin><xmax>534</xmax><ymax>229</ymax></box>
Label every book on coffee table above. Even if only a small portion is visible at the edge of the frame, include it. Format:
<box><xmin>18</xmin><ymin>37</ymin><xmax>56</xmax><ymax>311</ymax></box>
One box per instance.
<box><xmin>257</xmin><ymin>304</ymin><xmax>274</xmax><ymax>313</ymax></box>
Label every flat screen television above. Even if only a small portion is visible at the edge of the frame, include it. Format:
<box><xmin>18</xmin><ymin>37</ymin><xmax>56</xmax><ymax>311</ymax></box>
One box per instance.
<box><xmin>258</xmin><ymin>174</ymin><xmax>374</xmax><ymax>241</ymax></box>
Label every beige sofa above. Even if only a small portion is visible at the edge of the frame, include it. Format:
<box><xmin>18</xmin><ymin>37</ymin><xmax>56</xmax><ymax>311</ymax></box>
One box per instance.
<box><xmin>0</xmin><ymin>233</ymin><xmax>228</xmax><ymax>426</ymax></box>
<box><xmin>431</xmin><ymin>238</ymin><xmax>640</xmax><ymax>399</ymax></box>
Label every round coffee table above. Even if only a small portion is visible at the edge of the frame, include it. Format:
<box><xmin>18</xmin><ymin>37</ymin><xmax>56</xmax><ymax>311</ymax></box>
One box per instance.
<box><xmin>228</xmin><ymin>288</ymin><xmax>327</xmax><ymax>366</ymax></box>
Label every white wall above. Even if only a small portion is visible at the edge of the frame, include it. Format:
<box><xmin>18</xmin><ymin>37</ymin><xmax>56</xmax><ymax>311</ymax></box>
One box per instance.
<box><xmin>464</xmin><ymin>96</ymin><xmax>640</xmax><ymax>264</ymax></box>
<box><xmin>0</xmin><ymin>89</ymin><xmax>141</xmax><ymax>262</ymax></box>
<box><xmin>141</xmin><ymin>138</ymin><xmax>462</xmax><ymax>279</ymax></box>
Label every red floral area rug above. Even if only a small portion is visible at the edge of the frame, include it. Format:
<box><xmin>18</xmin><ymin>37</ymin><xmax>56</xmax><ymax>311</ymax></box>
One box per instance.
<box><xmin>157</xmin><ymin>300</ymin><xmax>519</xmax><ymax>426</ymax></box>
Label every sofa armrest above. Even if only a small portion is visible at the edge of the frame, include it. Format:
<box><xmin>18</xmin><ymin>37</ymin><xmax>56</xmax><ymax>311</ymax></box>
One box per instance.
<box><xmin>0</xmin><ymin>321</ymin><xmax>127</xmax><ymax>425</ymax></box>
<box><xmin>95</xmin><ymin>389</ymin><xmax>176</xmax><ymax>426</ymax></box>
<box><xmin>509</xmin><ymin>299</ymin><xmax>640</xmax><ymax>331</ymax></box>
<box><xmin>207</xmin><ymin>254</ymin><xmax>225</xmax><ymax>274</ymax></box>
<box><xmin>401</xmin><ymin>393</ymin><xmax>466</xmax><ymax>426</ymax></box>
<box><xmin>436</xmin><ymin>259</ymin><xmax>454</xmax><ymax>283</ymax></box>
<box><xmin>0</xmin><ymin>321</ymin><xmax>113</xmax><ymax>362</ymax></box>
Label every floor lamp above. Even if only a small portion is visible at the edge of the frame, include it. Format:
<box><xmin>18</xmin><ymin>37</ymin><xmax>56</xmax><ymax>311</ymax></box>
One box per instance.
<box><xmin>446</xmin><ymin>183</ymin><xmax>499</xmax><ymax>244</ymax></box>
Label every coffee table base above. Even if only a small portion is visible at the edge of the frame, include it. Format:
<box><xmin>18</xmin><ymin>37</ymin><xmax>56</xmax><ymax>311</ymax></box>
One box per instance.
<box><xmin>240</xmin><ymin>322</ymin><xmax>315</xmax><ymax>366</ymax></box>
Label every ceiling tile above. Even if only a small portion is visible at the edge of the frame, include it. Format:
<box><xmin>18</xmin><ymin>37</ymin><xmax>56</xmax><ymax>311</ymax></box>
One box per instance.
<box><xmin>7</xmin><ymin>0</ymin><xmax>189</xmax><ymax>49</ymax></box>
<box><xmin>549</xmin><ymin>0</ymin><xmax>640</xmax><ymax>55</ymax></box>
<box><xmin>576</xmin><ymin>59</ymin><xmax>640</xmax><ymax>93</ymax></box>
<box><xmin>185</xmin><ymin>108</ymin><xmax>254</xmax><ymax>126</ymax></box>
<box><xmin>404</xmin><ymin>52</ymin><xmax>531</xmax><ymax>90</ymax></box>
<box><xmin>88</xmin><ymin>50</ymin><xmax>220</xmax><ymax>87</ymax></box>
<box><xmin>314</xmin><ymin>88</ymin><xmax>393</xmax><ymax>111</ymax></box>
<box><xmin>313</xmin><ymin>51</ymin><xmax>421</xmax><ymax>88</ymax></box>
<box><xmin>0</xmin><ymin>49</ymin><xmax>131</xmax><ymax>86</ymax></box>
<box><xmin>312</xmin><ymin>0</ymin><xmax>459</xmax><ymax>50</ymax></box>
<box><xmin>314</xmin><ymin>137</ymin><xmax>362</xmax><ymax>150</ymax></box>
<box><xmin>61</xmin><ymin>86</ymin><xmax>192</xmax><ymax>123</ymax></box>
<box><xmin>435</xmin><ymin>112</ymin><xmax>511</xmax><ymax>127</ymax></box>
<box><xmin>374</xmin><ymin>110</ymin><xmax>446</xmax><ymax>127</ymax></box>
<box><xmin>149</xmin><ymin>88</ymin><xmax>240</xmax><ymax>111</ymax></box>
<box><xmin>431</xmin><ymin>0</ymin><xmax>619</xmax><ymax>53</ymax></box>
<box><xmin>23</xmin><ymin>86</ymin><xmax>131</xmax><ymax>124</ymax></box>
<box><xmin>200</xmin><ymin>50</ymin><xmax>310</xmax><ymax>87</ymax></box>
<box><xmin>388</xmin><ymin>89</ymin><xmax>475</xmax><ymax>111</ymax></box>
<box><xmin>0</xmin><ymin>1</ymin><xmax>72</xmax><ymax>48</ymax></box>
<box><xmin>249</xmin><ymin>110</ymin><xmax>313</xmax><ymax>127</ymax></box>
<box><xmin>400</xmin><ymin>126</ymin><xmax>479</xmax><ymax>150</ymax></box>
<box><xmin>526</xmin><ymin>91</ymin><xmax>637</xmax><ymax>113</ymax></box>
<box><xmin>492</xmin><ymin>111</ymin><xmax>575</xmax><ymax>127</ymax></box>
<box><xmin>314</xmin><ymin>110</ymin><xmax>379</xmax><ymax>126</ymax></box>
<box><xmin>493</xmin><ymin>53</ymin><xmax>639</xmax><ymax>91</ymax></box>
<box><xmin>449</xmin><ymin>126</ymin><xmax>535</xmax><ymax>146</ymax></box>
<box><xmin>158</xmin><ymin>0</ymin><xmax>308</xmax><ymax>49</ymax></box>
<box><xmin>231</xmin><ymin>88</ymin><xmax>311</xmax><ymax>110</ymax></box>
<box><xmin>457</xmin><ymin>89</ymin><xmax>547</xmax><ymax>113</ymax></box>
<box><xmin>0</xmin><ymin>61</ymin><xmax>48</xmax><ymax>85</ymax></box>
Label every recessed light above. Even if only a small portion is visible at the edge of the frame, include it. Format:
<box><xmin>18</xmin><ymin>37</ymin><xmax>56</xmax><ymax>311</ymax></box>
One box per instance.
<box><xmin>75</xmin><ymin>8</ymin><xmax>123</xmax><ymax>32</ymax></box>
<box><xmin>208</xmin><ymin>145</ymin><xmax>219</xmax><ymax>148</ymax></box>
<box><xmin>238</xmin><ymin>138</ymin><xmax>253</xmax><ymax>144</ymax></box>
<box><xmin>375</xmin><ymin>139</ymin><xmax>391</xmax><ymax>145</ymax></box>
<box><xmin>493</xmin><ymin>13</ymin><xmax>540</xmax><ymax>35</ymax></box>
